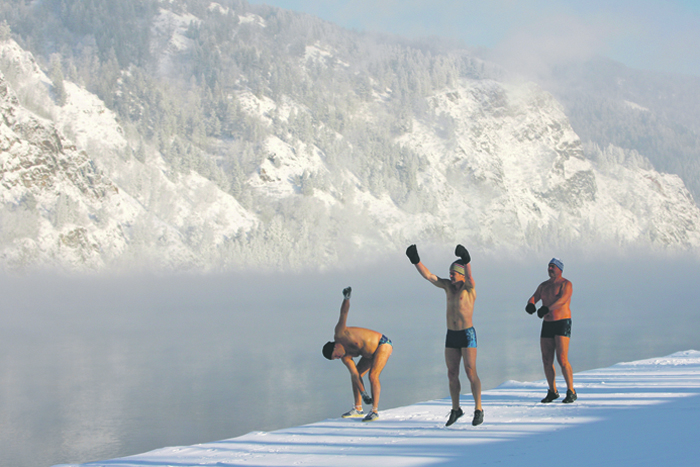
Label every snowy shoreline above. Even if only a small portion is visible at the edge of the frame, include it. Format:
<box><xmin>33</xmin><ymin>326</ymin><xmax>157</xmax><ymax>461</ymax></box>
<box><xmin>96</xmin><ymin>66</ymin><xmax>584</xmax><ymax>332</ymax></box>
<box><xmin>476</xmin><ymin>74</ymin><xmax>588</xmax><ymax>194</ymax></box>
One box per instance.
<box><xmin>54</xmin><ymin>350</ymin><xmax>700</xmax><ymax>467</ymax></box>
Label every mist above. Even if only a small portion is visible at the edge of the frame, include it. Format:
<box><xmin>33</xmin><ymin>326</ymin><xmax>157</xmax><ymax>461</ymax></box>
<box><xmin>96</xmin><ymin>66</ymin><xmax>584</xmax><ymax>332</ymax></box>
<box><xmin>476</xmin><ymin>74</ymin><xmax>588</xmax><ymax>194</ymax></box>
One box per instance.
<box><xmin>2</xmin><ymin>251</ymin><xmax>699</xmax><ymax>466</ymax></box>
<box><xmin>250</xmin><ymin>0</ymin><xmax>700</xmax><ymax>77</ymax></box>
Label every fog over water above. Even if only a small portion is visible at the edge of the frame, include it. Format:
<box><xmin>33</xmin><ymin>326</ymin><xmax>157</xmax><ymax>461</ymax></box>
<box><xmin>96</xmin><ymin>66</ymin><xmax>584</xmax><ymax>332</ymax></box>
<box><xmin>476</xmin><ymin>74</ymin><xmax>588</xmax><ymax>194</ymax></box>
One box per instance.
<box><xmin>2</xmin><ymin>250</ymin><xmax>699</xmax><ymax>467</ymax></box>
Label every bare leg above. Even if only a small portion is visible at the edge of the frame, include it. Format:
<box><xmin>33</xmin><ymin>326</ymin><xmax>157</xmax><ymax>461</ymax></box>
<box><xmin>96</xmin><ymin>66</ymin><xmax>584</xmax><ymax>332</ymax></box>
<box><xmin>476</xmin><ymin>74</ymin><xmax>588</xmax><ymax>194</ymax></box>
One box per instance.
<box><xmin>368</xmin><ymin>344</ymin><xmax>392</xmax><ymax>412</ymax></box>
<box><xmin>540</xmin><ymin>338</ymin><xmax>557</xmax><ymax>392</ymax></box>
<box><xmin>462</xmin><ymin>347</ymin><xmax>482</xmax><ymax>410</ymax></box>
<box><xmin>555</xmin><ymin>336</ymin><xmax>575</xmax><ymax>392</ymax></box>
<box><xmin>445</xmin><ymin>348</ymin><xmax>462</xmax><ymax>410</ymax></box>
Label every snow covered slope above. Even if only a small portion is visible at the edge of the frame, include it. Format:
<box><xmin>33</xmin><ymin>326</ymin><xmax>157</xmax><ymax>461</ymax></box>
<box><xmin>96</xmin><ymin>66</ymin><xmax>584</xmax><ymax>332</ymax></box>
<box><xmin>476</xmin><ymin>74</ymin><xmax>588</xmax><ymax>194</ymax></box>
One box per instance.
<box><xmin>52</xmin><ymin>350</ymin><xmax>700</xmax><ymax>467</ymax></box>
<box><xmin>2</xmin><ymin>30</ymin><xmax>700</xmax><ymax>272</ymax></box>
<box><xmin>0</xmin><ymin>39</ymin><xmax>257</xmax><ymax>271</ymax></box>
<box><xmin>392</xmin><ymin>80</ymin><xmax>700</xmax><ymax>249</ymax></box>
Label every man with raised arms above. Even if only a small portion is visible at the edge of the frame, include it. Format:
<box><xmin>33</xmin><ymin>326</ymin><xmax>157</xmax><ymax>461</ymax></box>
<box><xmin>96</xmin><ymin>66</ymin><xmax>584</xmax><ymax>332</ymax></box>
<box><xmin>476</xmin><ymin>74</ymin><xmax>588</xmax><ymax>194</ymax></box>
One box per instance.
<box><xmin>525</xmin><ymin>258</ymin><xmax>577</xmax><ymax>403</ymax></box>
<box><xmin>322</xmin><ymin>287</ymin><xmax>393</xmax><ymax>422</ymax></box>
<box><xmin>406</xmin><ymin>244</ymin><xmax>484</xmax><ymax>427</ymax></box>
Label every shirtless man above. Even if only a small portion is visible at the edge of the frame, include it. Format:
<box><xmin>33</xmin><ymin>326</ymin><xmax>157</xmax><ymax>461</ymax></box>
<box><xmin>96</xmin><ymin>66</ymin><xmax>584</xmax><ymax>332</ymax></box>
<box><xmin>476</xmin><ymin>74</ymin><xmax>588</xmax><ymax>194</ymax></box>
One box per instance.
<box><xmin>322</xmin><ymin>287</ymin><xmax>393</xmax><ymax>422</ymax></box>
<box><xmin>406</xmin><ymin>244</ymin><xmax>483</xmax><ymax>427</ymax></box>
<box><xmin>526</xmin><ymin>258</ymin><xmax>577</xmax><ymax>403</ymax></box>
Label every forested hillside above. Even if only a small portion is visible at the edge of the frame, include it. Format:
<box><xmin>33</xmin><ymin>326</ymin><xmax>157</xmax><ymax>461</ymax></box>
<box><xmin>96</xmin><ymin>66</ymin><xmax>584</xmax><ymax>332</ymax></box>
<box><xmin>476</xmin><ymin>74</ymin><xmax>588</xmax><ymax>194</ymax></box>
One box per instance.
<box><xmin>538</xmin><ymin>58</ymin><xmax>700</xmax><ymax>202</ymax></box>
<box><xmin>1</xmin><ymin>0</ymin><xmax>699</xmax><ymax>271</ymax></box>
<box><xmin>2</xmin><ymin>0</ymin><xmax>492</xmax><ymax>204</ymax></box>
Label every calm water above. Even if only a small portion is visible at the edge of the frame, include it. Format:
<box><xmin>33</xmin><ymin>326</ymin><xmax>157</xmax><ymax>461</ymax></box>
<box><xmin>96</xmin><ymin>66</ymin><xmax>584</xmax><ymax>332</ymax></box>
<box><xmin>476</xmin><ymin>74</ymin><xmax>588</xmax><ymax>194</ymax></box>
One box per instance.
<box><xmin>2</xmin><ymin>251</ymin><xmax>699</xmax><ymax>467</ymax></box>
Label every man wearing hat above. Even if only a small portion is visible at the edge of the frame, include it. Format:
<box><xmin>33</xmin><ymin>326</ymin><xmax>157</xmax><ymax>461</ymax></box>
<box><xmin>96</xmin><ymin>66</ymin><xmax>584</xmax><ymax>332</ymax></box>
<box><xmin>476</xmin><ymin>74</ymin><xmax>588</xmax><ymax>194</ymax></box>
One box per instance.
<box><xmin>406</xmin><ymin>244</ymin><xmax>484</xmax><ymax>427</ymax></box>
<box><xmin>526</xmin><ymin>258</ymin><xmax>577</xmax><ymax>403</ymax></box>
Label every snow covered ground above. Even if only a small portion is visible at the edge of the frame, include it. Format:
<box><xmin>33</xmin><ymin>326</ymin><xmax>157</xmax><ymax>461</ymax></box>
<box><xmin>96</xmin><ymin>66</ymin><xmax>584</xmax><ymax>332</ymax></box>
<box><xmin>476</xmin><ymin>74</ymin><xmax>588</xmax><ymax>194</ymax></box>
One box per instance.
<box><xmin>54</xmin><ymin>350</ymin><xmax>700</xmax><ymax>467</ymax></box>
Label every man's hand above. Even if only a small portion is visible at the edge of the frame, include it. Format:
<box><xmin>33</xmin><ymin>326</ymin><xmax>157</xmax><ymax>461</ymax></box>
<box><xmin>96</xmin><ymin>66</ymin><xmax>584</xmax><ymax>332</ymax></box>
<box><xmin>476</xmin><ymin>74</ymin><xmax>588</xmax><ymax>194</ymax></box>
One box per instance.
<box><xmin>537</xmin><ymin>305</ymin><xmax>550</xmax><ymax>318</ymax></box>
<box><xmin>526</xmin><ymin>303</ymin><xmax>536</xmax><ymax>315</ymax></box>
<box><xmin>406</xmin><ymin>244</ymin><xmax>420</xmax><ymax>264</ymax></box>
<box><xmin>455</xmin><ymin>244</ymin><xmax>471</xmax><ymax>264</ymax></box>
<box><xmin>343</xmin><ymin>287</ymin><xmax>352</xmax><ymax>300</ymax></box>
<box><xmin>361</xmin><ymin>391</ymin><xmax>373</xmax><ymax>405</ymax></box>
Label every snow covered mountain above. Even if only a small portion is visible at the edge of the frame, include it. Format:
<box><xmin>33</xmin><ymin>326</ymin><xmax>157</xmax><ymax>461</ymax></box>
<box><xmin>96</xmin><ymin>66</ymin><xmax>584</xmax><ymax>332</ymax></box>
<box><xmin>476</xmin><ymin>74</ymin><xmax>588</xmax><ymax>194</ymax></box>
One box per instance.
<box><xmin>0</xmin><ymin>39</ymin><xmax>257</xmax><ymax>271</ymax></box>
<box><xmin>1</xmin><ymin>2</ymin><xmax>699</xmax><ymax>272</ymax></box>
<box><xmin>529</xmin><ymin>57</ymin><xmax>700</xmax><ymax>206</ymax></box>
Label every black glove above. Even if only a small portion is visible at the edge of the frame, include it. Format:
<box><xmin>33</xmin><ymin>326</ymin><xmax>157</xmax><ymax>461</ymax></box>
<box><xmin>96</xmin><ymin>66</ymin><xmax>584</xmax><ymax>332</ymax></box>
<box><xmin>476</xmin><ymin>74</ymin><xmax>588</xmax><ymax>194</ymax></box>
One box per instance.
<box><xmin>455</xmin><ymin>244</ymin><xmax>471</xmax><ymax>264</ymax></box>
<box><xmin>537</xmin><ymin>306</ymin><xmax>550</xmax><ymax>318</ymax></box>
<box><xmin>361</xmin><ymin>391</ymin><xmax>373</xmax><ymax>405</ymax></box>
<box><xmin>406</xmin><ymin>244</ymin><xmax>420</xmax><ymax>264</ymax></box>
<box><xmin>526</xmin><ymin>303</ymin><xmax>536</xmax><ymax>315</ymax></box>
<box><xmin>343</xmin><ymin>287</ymin><xmax>352</xmax><ymax>299</ymax></box>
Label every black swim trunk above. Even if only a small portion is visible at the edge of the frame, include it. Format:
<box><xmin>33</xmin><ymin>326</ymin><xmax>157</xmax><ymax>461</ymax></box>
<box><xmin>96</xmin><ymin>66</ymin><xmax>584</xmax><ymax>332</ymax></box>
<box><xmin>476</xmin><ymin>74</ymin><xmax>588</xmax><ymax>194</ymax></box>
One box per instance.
<box><xmin>540</xmin><ymin>319</ymin><xmax>572</xmax><ymax>338</ymax></box>
<box><xmin>445</xmin><ymin>327</ymin><xmax>477</xmax><ymax>349</ymax></box>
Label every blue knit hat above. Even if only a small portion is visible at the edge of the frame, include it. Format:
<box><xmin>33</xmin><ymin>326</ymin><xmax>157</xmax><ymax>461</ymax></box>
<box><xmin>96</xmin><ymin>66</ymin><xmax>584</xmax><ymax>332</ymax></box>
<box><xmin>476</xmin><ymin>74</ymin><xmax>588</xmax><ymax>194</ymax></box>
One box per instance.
<box><xmin>549</xmin><ymin>258</ymin><xmax>564</xmax><ymax>272</ymax></box>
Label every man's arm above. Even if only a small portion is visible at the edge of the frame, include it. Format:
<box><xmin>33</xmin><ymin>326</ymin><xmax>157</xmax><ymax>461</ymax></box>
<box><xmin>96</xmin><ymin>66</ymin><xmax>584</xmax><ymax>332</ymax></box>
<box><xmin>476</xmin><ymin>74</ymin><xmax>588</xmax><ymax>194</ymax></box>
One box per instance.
<box><xmin>341</xmin><ymin>355</ymin><xmax>365</xmax><ymax>393</ymax></box>
<box><xmin>456</xmin><ymin>244</ymin><xmax>475</xmax><ymax>289</ymax></box>
<box><xmin>407</xmin><ymin>244</ymin><xmax>448</xmax><ymax>289</ymax></box>
<box><xmin>415</xmin><ymin>261</ymin><xmax>450</xmax><ymax>289</ymax></box>
<box><xmin>525</xmin><ymin>283</ymin><xmax>542</xmax><ymax>314</ymax></box>
<box><xmin>334</xmin><ymin>287</ymin><xmax>352</xmax><ymax>336</ymax></box>
<box><xmin>463</xmin><ymin>262</ymin><xmax>475</xmax><ymax>289</ymax></box>
<box><xmin>528</xmin><ymin>283</ymin><xmax>543</xmax><ymax>305</ymax></box>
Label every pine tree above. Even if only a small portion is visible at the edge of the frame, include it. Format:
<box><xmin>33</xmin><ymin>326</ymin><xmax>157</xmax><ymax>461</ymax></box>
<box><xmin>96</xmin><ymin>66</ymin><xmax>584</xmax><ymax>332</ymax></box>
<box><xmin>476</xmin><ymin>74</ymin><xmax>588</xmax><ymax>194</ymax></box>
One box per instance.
<box><xmin>49</xmin><ymin>54</ymin><xmax>67</xmax><ymax>106</ymax></box>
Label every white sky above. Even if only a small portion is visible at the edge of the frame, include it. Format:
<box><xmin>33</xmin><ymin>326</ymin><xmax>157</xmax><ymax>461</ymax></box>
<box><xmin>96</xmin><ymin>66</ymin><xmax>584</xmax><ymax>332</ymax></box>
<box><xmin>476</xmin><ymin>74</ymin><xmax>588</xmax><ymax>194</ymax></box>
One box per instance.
<box><xmin>248</xmin><ymin>0</ymin><xmax>700</xmax><ymax>77</ymax></box>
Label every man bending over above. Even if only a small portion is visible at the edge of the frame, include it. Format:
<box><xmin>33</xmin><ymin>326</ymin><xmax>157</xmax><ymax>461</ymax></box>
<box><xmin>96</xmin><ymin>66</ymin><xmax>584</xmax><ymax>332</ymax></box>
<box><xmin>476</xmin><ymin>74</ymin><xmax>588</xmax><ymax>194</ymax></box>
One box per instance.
<box><xmin>323</xmin><ymin>287</ymin><xmax>393</xmax><ymax>422</ymax></box>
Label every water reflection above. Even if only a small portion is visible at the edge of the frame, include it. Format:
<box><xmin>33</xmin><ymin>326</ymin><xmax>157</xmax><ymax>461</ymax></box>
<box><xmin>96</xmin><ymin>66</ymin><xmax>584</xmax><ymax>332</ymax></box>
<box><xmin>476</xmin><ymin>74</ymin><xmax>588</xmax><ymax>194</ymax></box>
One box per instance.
<box><xmin>2</xmin><ymin>252</ymin><xmax>699</xmax><ymax>466</ymax></box>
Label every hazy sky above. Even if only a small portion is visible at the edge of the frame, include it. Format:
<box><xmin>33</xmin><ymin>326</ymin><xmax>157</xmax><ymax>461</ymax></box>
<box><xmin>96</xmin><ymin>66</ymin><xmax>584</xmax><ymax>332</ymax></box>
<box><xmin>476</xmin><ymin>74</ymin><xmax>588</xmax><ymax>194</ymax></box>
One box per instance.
<box><xmin>247</xmin><ymin>0</ymin><xmax>700</xmax><ymax>77</ymax></box>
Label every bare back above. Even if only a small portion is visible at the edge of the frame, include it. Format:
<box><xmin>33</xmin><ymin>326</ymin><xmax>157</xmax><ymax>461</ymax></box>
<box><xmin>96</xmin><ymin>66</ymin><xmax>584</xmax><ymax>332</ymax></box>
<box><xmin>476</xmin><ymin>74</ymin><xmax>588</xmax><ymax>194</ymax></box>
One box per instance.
<box><xmin>335</xmin><ymin>326</ymin><xmax>382</xmax><ymax>359</ymax></box>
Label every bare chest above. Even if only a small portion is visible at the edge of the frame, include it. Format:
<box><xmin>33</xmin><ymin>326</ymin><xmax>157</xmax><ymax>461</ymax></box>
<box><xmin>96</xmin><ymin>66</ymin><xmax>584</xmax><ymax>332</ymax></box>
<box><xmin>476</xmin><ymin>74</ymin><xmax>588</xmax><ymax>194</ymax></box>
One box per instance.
<box><xmin>540</xmin><ymin>282</ymin><xmax>563</xmax><ymax>303</ymax></box>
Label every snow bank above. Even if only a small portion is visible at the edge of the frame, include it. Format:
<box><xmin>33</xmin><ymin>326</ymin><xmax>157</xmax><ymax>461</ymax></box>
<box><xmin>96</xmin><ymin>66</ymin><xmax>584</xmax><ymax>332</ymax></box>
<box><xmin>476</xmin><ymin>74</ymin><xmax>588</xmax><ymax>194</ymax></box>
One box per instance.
<box><xmin>54</xmin><ymin>350</ymin><xmax>700</xmax><ymax>467</ymax></box>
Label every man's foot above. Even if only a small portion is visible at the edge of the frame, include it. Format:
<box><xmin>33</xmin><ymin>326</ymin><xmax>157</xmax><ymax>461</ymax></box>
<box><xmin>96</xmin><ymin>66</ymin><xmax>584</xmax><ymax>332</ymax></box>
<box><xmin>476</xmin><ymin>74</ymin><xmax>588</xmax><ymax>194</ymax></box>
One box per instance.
<box><xmin>541</xmin><ymin>390</ymin><xmax>560</xmax><ymax>403</ymax></box>
<box><xmin>472</xmin><ymin>409</ymin><xmax>484</xmax><ymax>426</ymax></box>
<box><xmin>562</xmin><ymin>389</ymin><xmax>577</xmax><ymax>403</ymax></box>
<box><xmin>445</xmin><ymin>408</ymin><xmax>464</xmax><ymax>427</ymax></box>
<box><xmin>362</xmin><ymin>411</ymin><xmax>379</xmax><ymax>422</ymax></box>
<box><xmin>342</xmin><ymin>407</ymin><xmax>364</xmax><ymax>418</ymax></box>
<box><xmin>361</xmin><ymin>391</ymin><xmax>373</xmax><ymax>405</ymax></box>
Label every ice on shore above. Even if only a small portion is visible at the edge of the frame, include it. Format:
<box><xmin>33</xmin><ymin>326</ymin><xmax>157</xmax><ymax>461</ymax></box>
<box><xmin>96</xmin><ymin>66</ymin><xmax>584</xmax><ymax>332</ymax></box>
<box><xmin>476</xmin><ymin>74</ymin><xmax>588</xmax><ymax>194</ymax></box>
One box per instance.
<box><xmin>54</xmin><ymin>350</ymin><xmax>700</xmax><ymax>467</ymax></box>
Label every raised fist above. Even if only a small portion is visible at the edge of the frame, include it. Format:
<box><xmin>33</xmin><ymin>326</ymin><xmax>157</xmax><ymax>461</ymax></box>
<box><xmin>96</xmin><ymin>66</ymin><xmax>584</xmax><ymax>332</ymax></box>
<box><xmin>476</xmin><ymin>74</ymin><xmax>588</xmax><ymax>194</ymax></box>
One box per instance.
<box><xmin>537</xmin><ymin>306</ymin><xmax>550</xmax><ymax>318</ymax></box>
<box><xmin>343</xmin><ymin>287</ymin><xmax>352</xmax><ymax>299</ymax></box>
<box><xmin>526</xmin><ymin>303</ymin><xmax>536</xmax><ymax>315</ymax></box>
<box><xmin>455</xmin><ymin>244</ymin><xmax>471</xmax><ymax>264</ymax></box>
<box><xmin>406</xmin><ymin>244</ymin><xmax>420</xmax><ymax>264</ymax></box>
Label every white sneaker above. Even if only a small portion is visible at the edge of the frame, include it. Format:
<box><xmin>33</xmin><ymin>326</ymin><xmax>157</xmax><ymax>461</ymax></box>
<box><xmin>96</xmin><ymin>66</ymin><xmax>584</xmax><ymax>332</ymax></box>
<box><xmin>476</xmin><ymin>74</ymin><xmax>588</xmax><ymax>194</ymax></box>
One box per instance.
<box><xmin>342</xmin><ymin>408</ymin><xmax>364</xmax><ymax>418</ymax></box>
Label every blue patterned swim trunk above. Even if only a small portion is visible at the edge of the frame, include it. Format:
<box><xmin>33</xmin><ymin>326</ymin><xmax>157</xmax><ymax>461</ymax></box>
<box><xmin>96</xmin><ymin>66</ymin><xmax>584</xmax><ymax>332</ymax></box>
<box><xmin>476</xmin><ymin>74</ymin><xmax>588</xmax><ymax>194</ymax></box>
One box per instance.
<box><xmin>445</xmin><ymin>327</ymin><xmax>477</xmax><ymax>349</ymax></box>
